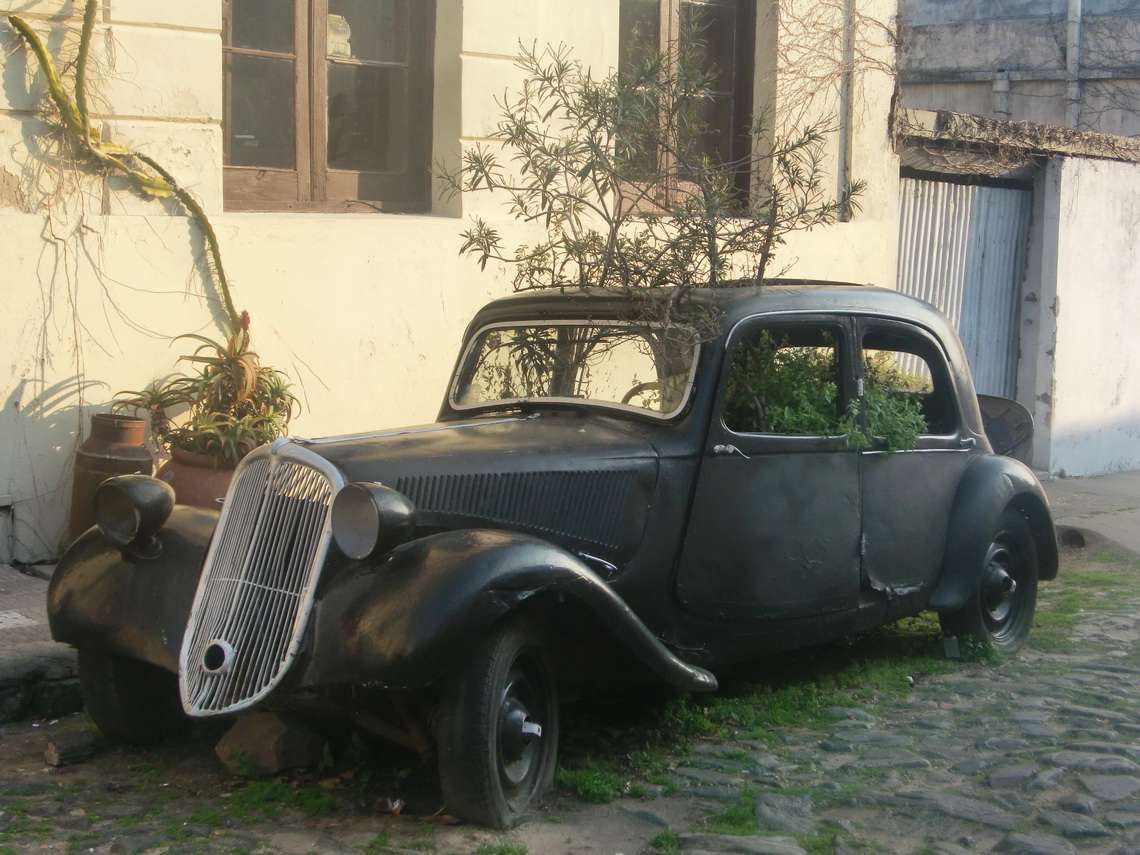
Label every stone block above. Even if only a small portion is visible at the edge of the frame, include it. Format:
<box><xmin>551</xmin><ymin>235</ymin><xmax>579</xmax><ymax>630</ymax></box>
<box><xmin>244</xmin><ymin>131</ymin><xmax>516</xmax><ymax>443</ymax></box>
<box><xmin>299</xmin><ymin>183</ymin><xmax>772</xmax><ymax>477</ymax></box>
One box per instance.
<box><xmin>215</xmin><ymin>712</ymin><xmax>325</xmax><ymax>776</ymax></box>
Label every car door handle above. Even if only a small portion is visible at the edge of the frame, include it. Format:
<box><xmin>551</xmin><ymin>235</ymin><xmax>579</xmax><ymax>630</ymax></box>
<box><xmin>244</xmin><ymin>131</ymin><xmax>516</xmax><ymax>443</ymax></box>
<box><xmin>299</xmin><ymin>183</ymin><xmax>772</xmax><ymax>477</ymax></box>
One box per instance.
<box><xmin>713</xmin><ymin>444</ymin><xmax>751</xmax><ymax>459</ymax></box>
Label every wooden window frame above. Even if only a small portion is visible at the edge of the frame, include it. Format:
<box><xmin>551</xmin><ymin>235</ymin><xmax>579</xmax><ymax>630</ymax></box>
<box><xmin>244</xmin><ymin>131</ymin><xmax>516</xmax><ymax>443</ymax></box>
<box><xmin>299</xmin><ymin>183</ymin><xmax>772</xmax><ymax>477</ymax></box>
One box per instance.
<box><xmin>619</xmin><ymin>0</ymin><xmax>756</xmax><ymax>197</ymax></box>
<box><xmin>222</xmin><ymin>0</ymin><xmax>435</xmax><ymax>213</ymax></box>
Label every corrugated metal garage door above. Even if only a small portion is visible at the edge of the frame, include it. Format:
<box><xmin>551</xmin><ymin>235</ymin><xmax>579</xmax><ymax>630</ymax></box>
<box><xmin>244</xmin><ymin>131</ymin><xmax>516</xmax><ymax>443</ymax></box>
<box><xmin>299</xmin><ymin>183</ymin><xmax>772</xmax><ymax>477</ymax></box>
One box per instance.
<box><xmin>897</xmin><ymin>177</ymin><xmax>1032</xmax><ymax>398</ymax></box>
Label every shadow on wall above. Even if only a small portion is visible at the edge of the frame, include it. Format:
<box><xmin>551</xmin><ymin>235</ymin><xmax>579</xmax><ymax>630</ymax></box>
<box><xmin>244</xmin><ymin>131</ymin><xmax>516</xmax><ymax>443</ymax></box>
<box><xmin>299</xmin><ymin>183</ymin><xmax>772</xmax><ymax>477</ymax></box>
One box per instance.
<box><xmin>1</xmin><ymin>376</ymin><xmax>106</xmax><ymax>564</ymax></box>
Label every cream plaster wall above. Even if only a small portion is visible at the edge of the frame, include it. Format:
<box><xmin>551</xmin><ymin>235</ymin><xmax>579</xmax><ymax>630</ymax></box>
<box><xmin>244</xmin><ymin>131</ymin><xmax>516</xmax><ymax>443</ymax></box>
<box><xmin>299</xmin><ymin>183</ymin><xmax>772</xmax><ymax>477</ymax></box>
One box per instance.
<box><xmin>762</xmin><ymin>0</ymin><xmax>901</xmax><ymax>287</ymax></box>
<box><xmin>1045</xmin><ymin>157</ymin><xmax>1140</xmax><ymax>476</ymax></box>
<box><xmin>0</xmin><ymin>0</ymin><xmax>900</xmax><ymax>562</ymax></box>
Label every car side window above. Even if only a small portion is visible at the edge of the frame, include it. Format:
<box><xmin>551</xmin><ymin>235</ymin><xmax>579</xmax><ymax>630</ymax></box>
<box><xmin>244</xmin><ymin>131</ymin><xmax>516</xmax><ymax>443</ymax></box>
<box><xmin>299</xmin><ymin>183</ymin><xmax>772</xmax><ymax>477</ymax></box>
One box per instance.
<box><xmin>723</xmin><ymin>323</ymin><xmax>850</xmax><ymax>435</ymax></box>
<box><xmin>861</xmin><ymin>327</ymin><xmax>957</xmax><ymax>441</ymax></box>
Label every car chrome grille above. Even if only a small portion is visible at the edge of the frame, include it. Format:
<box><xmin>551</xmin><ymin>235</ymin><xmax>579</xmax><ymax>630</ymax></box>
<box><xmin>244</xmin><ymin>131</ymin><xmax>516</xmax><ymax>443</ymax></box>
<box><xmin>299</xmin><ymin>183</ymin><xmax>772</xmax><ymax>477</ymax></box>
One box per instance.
<box><xmin>180</xmin><ymin>441</ymin><xmax>343</xmax><ymax>716</ymax></box>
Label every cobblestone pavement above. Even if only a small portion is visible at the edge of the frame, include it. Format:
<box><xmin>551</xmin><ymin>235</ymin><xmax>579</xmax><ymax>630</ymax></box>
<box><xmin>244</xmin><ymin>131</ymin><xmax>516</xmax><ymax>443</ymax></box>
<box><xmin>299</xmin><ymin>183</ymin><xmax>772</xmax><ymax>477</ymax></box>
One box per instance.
<box><xmin>3</xmin><ymin>551</ymin><xmax>1140</xmax><ymax>855</ymax></box>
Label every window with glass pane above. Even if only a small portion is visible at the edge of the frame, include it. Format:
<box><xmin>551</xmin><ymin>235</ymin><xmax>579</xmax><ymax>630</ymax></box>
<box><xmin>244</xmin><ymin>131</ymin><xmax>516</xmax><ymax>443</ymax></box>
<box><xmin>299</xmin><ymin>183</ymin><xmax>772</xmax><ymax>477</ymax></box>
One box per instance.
<box><xmin>618</xmin><ymin>0</ymin><xmax>753</xmax><ymax>188</ymax></box>
<box><xmin>724</xmin><ymin>326</ymin><xmax>846</xmax><ymax>435</ymax></box>
<box><xmin>223</xmin><ymin>0</ymin><xmax>433</xmax><ymax>212</ymax></box>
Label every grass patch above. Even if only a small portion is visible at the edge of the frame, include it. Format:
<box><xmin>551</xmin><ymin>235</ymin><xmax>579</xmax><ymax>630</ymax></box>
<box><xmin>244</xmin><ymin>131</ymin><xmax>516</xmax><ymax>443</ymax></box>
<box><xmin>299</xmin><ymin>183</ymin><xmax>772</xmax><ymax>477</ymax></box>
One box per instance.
<box><xmin>159</xmin><ymin>820</ymin><xmax>197</xmax><ymax>843</ymax></box>
<box><xmin>112</xmin><ymin>809</ymin><xmax>160</xmax><ymax>827</ymax></box>
<box><xmin>475</xmin><ymin>844</ymin><xmax>528</xmax><ymax>855</ymax></box>
<box><xmin>660</xmin><ymin>614</ymin><xmax>954</xmax><ymax>741</ymax></box>
<box><xmin>649</xmin><ymin>830</ymin><xmax>681</xmax><ymax>854</ymax></box>
<box><xmin>798</xmin><ymin>834</ymin><xmax>836</xmax><ymax>855</ymax></box>
<box><xmin>189</xmin><ymin>807</ymin><xmax>226</xmax><ymax>827</ymax></box>
<box><xmin>228</xmin><ymin>780</ymin><xmax>340</xmax><ymax>820</ymax></box>
<box><xmin>66</xmin><ymin>832</ymin><xmax>100</xmax><ymax>853</ymax></box>
<box><xmin>555</xmin><ymin>767</ymin><xmax>626</xmax><ymax>803</ymax></box>
<box><xmin>702</xmin><ymin>796</ymin><xmax>758</xmax><ymax>835</ymax></box>
<box><xmin>556</xmin><ymin>612</ymin><xmax>956</xmax><ymax>805</ymax></box>
<box><xmin>1033</xmin><ymin>550</ymin><xmax>1140</xmax><ymax>653</ymax></box>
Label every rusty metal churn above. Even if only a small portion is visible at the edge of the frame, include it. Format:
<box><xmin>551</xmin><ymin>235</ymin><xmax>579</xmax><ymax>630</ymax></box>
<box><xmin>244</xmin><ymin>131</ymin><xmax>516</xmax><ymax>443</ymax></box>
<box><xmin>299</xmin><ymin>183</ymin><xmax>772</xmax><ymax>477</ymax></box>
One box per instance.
<box><xmin>67</xmin><ymin>412</ymin><xmax>154</xmax><ymax>544</ymax></box>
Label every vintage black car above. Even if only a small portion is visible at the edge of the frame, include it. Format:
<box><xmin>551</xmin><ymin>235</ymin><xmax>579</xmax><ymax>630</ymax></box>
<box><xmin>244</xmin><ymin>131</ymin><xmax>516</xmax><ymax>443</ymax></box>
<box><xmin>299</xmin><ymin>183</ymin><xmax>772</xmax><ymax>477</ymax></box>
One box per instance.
<box><xmin>49</xmin><ymin>283</ymin><xmax>1057</xmax><ymax>827</ymax></box>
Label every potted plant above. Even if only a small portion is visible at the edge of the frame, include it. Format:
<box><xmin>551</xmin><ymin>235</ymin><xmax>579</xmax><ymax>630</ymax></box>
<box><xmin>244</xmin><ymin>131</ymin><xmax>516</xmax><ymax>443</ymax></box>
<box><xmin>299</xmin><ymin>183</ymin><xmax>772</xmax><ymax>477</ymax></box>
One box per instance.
<box><xmin>114</xmin><ymin>312</ymin><xmax>299</xmax><ymax>507</ymax></box>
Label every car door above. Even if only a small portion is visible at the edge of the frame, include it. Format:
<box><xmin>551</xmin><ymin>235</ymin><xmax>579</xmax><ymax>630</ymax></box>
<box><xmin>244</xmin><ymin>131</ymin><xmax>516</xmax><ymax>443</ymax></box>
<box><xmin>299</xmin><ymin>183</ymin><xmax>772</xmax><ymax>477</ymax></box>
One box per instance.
<box><xmin>856</xmin><ymin>318</ymin><xmax>974</xmax><ymax>595</ymax></box>
<box><xmin>676</xmin><ymin>315</ymin><xmax>862</xmax><ymax>621</ymax></box>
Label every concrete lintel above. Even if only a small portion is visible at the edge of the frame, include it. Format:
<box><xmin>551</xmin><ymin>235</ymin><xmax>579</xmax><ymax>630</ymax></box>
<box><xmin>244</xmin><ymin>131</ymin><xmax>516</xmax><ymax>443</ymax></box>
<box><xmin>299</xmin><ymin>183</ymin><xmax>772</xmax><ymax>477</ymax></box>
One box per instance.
<box><xmin>898</xmin><ymin>108</ymin><xmax>1140</xmax><ymax>163</ymax></box>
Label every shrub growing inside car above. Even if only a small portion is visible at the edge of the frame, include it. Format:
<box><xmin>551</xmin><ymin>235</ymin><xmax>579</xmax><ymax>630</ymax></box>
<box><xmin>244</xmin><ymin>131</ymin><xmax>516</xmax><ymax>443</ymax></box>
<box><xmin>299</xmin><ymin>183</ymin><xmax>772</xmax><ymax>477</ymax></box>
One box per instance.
<box><xmin>723</xmin><ymin>329</ymin><xmax>927</xmax><ymax>449</ymax></box>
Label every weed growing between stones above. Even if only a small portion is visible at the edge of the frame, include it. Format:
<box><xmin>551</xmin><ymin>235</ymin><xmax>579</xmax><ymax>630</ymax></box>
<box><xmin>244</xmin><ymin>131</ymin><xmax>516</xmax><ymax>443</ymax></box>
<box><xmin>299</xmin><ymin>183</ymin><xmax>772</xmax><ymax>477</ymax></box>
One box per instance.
<box><xmin>649</xmin><ymin>830</ymin><xmax>682</xmax><ymax>854</ymax></box>
<box><xmin>360</xmin><ymin>835</ymin><xmax>391</xmax><ymax>854</ymax></box>
<box><xmin>474</xmin><ymin>843</ymin><xmax>529</xmax><ymax>855</ymax></box>
<box><xmin>798</xmin><ymin>832</ymin><xmax>840</xmax><ymax>855</ymax></box>
<box><xmin>701</xmin><ymin>793</ymin><xmax>758</xmax><ymax>835</ymax></box>
<box><xmin>227</xmin><ymin>779</ymin><xmax>340</xmax><ymax>821</ymax></box>
<box><xmin>554</xmin><ymin>768</ymin><xmax>627</xmax><ymax>804</ymax></box>
<box><xmin>1034</xmin><ymin>550</ymin><xmax>1140</xmax><ymax>653</ymax></box>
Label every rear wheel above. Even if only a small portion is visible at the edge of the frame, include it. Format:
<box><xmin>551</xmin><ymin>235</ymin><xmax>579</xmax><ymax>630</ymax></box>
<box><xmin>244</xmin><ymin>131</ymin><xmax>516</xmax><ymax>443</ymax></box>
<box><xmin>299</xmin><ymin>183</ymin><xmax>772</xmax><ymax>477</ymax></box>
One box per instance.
<box><xmin>940</xmin><ymin>508</ymin><xmax>1038</xmax><ymax>656</ymax></box>
<box><xmin>435</xmin><ymin>618</ymin><xmax>559</xmax><ymax>828</ymax></box>
<box><xmin>78</xmin><ymin>649</ymin><xmax>189</xmax><ymax>744</ymax></box>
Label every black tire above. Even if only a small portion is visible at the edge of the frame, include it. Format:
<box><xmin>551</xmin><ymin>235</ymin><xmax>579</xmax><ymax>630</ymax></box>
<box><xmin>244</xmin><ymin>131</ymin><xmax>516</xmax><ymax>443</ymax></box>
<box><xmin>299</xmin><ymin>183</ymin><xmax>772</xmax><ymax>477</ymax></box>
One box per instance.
<box><xmin>436</xmin><ymin>618</ymin><xmax>559</xmax><ymax>828</ymax></box>
<box><xmin>940</xmin><ymin>507</ymin><xmax>1038</xmax><ymax>656</ymax></box>
<box><xmin>78</xmin><ymin>649</ymin><xmax>190</xmax><ymax>744</ymax></box>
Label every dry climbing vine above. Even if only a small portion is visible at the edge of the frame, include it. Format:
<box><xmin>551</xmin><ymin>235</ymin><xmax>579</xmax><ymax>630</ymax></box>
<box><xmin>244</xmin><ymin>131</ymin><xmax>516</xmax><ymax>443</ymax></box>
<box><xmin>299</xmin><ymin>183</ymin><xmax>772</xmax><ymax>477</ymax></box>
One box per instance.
<box><xmin>8</xmin><ymin>0</ymin><xmax>240</xmax><ymax>331</ymax></box>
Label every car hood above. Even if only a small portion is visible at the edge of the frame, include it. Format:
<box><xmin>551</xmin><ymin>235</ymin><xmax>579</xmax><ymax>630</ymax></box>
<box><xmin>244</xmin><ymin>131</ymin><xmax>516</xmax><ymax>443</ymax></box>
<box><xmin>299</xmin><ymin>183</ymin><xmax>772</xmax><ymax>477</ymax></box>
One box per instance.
<box><xmin>295</xmin><ymin>413</ymin><xmax>660</xmax><ymax>563</ymax></box>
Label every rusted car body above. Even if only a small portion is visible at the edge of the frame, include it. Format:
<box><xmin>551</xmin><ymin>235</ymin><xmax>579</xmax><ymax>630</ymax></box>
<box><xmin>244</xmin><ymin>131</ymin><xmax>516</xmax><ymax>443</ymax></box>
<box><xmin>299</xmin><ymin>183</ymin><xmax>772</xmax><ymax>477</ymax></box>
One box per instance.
<box><xmin>49</xmin><ymin>283</ymin><xmax>1057</xmax><ymax>827</ymax></box>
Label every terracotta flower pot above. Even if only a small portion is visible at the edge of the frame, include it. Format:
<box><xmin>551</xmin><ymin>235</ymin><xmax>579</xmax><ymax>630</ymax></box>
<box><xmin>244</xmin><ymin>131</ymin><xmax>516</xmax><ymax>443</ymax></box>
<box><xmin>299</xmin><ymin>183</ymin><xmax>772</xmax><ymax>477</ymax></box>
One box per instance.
<box><xmin>156</xmin><ymin>446</ymin><xmax>237</xmax><ymax>510</ymax></box>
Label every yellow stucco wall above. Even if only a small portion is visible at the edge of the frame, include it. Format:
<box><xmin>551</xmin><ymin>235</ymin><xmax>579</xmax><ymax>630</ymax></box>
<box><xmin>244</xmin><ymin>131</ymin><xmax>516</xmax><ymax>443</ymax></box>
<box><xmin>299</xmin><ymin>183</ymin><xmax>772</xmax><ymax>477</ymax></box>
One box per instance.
<box><xmin>0</xmin><ymin>0</ymin><xmax>900</xmax><ymax>561</ymax></box>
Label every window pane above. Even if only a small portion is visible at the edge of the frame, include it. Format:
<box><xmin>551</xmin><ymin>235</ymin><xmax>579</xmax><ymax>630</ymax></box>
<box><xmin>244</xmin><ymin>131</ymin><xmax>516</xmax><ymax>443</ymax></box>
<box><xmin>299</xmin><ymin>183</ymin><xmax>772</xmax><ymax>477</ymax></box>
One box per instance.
<box><xmin>327</xmin><ymin>0</ymin><xmax>407</xmax><ymax>63</ymax></box>
<box><xmin>863</xmin><ymin>330</ymin><xmax>952</xmax><ymax>437</ymax></box>
<box><xmin>725</xmin><ymin>327</ymin><xmax>844</xmax><ymax>435</ymax></box>
<box><xmin>620</xmin><ymin>0</ymin><xmax>660</xmax><ymax>71</ymax></box>
<box><xmin>229</xmin><ymin>54</ymin><xmax>296</xmax><ymax>169</ymax></box>
<box><xmin>688</xmin><ymin>92</ymin><xmax>732</xmax><ymax>164</ymax></box>
<box><xmin>681</xmin><ymin>1</ymin><xmax>737</xmax><ymax>94</ymax></box>
<box><xmin>327</xmin><ymin>64</ymin><xmax>407</xmax><ymax>171</ymax></box>
<box><xmin>454</xmin><ymin>322</ymin><xmax>699</xmax><ymax>417</ymax></box>
<box><xmin>231</xmin><ymin>0</ymin><xmax>294</xmax><ymax>53</ymax></box>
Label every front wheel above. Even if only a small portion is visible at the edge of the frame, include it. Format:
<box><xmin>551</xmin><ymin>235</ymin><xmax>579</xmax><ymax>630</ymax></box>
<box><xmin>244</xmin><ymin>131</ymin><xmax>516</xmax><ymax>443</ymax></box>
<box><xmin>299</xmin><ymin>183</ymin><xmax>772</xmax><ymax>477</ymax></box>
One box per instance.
<box><xmin>435</xmin><ymin>618</ymin><xmax>559</xmax><ymax>828</ymax></box>
<box><xmin>78</xmin><ymin>649</ymin><xmax>190</xmax><ymax>744</ymax></box>
<box><xmin>940</xmin><ymin>507</ymin><xmax>1038</xmax><ymax>656</ymax></box>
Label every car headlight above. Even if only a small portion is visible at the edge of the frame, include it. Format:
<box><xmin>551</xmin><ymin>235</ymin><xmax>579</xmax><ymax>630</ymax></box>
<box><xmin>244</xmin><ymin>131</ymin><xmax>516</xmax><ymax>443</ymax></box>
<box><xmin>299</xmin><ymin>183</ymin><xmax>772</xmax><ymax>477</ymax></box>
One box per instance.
<box><xmin>93</xmin><ymin>475</ymin><xmax>175</xmax><ymax>557</ymax></box>
<box><xmin>331</xmin><ymin>482</ymin><xmax>417</xmax><ymax>560</ymax></box>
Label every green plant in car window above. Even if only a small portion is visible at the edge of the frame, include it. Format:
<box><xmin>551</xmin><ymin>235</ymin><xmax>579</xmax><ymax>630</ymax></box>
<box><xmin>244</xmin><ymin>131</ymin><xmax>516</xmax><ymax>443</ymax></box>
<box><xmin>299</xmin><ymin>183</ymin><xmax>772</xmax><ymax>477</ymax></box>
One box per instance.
<box><xmin>725</xmin><ymin>331</ymin><xmax>857</xmax><ymax>437</ymax></box>
<box><xmin>862</xmin><ymin>351</ymin><xmax>929</xmax><ymax>451</ymax></box>
<box><xmin>724</xmin><ymin>332</ymin><xmax>926</xmax><ymax>451</ymax></box>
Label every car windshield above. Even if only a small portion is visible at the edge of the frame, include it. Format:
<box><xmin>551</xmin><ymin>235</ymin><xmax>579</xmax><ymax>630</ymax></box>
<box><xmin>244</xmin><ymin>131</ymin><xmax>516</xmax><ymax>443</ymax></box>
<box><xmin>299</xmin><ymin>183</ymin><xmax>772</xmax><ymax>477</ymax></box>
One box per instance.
<box><xmin>452</xmin><ymin>320</ymin><xmax>700</xmax><ymax>418</ymax></box>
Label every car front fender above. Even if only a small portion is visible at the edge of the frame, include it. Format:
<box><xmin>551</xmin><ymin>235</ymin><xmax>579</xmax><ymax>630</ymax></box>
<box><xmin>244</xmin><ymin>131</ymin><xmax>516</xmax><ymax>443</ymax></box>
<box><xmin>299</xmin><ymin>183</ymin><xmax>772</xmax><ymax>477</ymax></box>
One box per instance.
<box><xmin>929</xmin><ymin>455</ymin><xmax>1058</xmax><ymax>613</ymax></box>
<box><xmin>47</xmin><ymin>506</ymin><xmax>218</xmax><ymax>673</ymax></box>
<box><xmin>300</xmin><ymin>529</ymin><xmax>718</xmax><ymax>693</ymax></box>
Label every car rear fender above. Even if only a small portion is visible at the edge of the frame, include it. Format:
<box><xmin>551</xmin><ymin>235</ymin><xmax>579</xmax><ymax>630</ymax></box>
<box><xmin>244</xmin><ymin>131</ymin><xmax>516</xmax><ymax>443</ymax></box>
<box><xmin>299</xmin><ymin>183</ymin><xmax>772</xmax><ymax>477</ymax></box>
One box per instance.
<box><xmin>929</xmin><ymin>455</ymin><xmax>1058</xmax><ymax>613</ymax></box>
<box><xmin>301</xmin><ymin>529</ymin><xmax>718</xmax><ymax>693</ymax></box>
<box><xmin>46</xmin><ymin>506</ymin><xmax>218</xmax><ymax>673</ymax></box>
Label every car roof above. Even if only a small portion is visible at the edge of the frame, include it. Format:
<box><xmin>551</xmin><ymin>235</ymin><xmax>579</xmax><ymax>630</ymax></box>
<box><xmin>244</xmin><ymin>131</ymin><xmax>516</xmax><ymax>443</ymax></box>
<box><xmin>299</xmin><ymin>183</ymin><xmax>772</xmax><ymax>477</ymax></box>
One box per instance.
<box><xmin>463</xmin><ymin>281</ymin><xmax>957</xmax><ymax>343</ymax></box>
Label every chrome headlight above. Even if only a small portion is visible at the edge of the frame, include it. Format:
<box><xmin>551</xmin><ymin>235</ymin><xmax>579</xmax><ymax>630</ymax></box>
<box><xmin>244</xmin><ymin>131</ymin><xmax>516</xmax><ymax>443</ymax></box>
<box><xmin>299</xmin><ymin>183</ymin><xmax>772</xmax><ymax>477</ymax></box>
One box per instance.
<box><xmin>93</xmin><ymin>475</ymin><xmax>175</xmax><ymax>557</ymax></box>
<box><xmin>331</xmin><ymin>482</ymin><xmax>417</xmax><ymax>560</ymax></box>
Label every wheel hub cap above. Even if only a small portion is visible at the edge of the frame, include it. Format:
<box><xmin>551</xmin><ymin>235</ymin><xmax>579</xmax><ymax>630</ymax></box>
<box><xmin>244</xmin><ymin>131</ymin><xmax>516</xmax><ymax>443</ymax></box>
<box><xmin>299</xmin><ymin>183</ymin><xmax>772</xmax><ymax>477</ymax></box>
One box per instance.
<box><xmin>500</xmin><ymin>696</ymin><xmax>542</xmax><ymax>781</ymax></box>
<box><xmin>983</xmin><ymin>554</ymin><xmax>1018</xmax><ymax>622</ymax></box>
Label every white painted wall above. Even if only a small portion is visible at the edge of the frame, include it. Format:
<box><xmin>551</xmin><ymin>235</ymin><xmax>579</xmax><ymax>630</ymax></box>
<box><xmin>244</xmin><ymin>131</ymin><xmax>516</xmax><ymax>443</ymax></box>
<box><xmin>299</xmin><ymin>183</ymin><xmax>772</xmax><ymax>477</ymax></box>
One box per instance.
<box><xmin>0</xmin><ymin>0</ymin><xmax>901</xmax><ymax>562</ymax></box>
<box><xmin>1047</xmin><ymin>158</ymin><xmax>1140</xmax><ymax>476</ymax></box>
<box><xmin>1021</xmin><ymin>157</ymin><xmax>1140</xmax><ymax>477</ymax></box>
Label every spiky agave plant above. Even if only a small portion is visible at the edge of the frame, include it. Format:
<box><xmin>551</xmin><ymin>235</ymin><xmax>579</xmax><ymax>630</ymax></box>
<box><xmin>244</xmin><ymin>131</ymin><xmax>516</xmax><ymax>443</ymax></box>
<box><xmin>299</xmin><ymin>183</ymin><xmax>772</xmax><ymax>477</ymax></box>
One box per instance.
<box><xmin>115</xmin><ymin>313</ymin><xmax>299</xmax><ymax>464</ymax></box>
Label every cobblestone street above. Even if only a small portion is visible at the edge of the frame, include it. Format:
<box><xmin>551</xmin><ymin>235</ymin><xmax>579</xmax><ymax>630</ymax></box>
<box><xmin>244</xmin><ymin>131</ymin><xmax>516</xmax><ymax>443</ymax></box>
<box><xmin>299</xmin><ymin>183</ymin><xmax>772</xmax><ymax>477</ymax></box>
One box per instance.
<box><xmin>3</xmin><ymin>546</ymin><xmax>1140</xmax><ymax>855</ymax></box>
